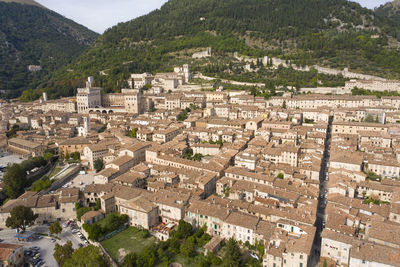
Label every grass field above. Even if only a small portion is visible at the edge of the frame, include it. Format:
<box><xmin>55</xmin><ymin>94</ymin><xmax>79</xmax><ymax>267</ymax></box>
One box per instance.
<box><xmin>101</xmin><ymin>227</ymin><xmax>156</xmax><ymax>263</ymax></box>
<box><xmin>49</xmin><ymin>167</ymin><xmax>62</xmax><ymax>178</ymax></box>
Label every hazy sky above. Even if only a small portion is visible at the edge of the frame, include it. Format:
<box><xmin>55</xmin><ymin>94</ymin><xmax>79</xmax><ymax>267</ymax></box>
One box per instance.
<box><xmin>36</xmin><ymin>0</ymin><xmax>391</xmax><ymax>33</ymax></box>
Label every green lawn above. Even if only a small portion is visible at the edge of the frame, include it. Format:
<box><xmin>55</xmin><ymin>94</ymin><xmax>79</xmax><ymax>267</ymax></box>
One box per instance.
<box><xmin>101</xmin><ymin>227</ymin><xmax>156</xmax><ymax>263</ymax></box>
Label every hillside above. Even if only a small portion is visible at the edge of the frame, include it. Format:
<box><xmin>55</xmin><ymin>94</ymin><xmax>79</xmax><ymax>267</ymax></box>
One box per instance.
<box><xmin>376</xmin><ymin>0</ymin><xmax>400</xmax><ymax>26</ymax></box>
<box><xmin>0</xmin><ymin>1</ymin><xmax>98</xmax><ymax>98</ymax></box>
<box><xmin>0</xmin><ymin>0</ymin><xmax>44</xmax><ymax>7</ymax></box>
<box><xmin>41</xmin><ymin>0</ymin><xmax>400</xmax><ymax>98</ymax></box>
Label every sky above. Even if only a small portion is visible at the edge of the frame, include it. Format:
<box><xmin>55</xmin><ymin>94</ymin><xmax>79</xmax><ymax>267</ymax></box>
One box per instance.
<box><xmin>36</xmin><ymin>0</ymin><xmax>391</xmax><ymax>34</ymax></box>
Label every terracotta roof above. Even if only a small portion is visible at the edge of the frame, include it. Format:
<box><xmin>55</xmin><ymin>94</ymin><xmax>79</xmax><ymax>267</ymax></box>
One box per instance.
<box><xmin>0</xmin><ymin>243</ymin><xmax>23</xmax><ymax>261</ymax></box>
<box><xmin>81</xmin><ymin>210</ymin><xmax>103</xmax><ymax>222</ymax></box>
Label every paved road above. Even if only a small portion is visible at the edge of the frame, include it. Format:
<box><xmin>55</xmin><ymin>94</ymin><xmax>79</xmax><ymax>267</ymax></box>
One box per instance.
<box><xmin>310</xmin><ymin>116</ymin><xmax>333</xmax><ymax>266</ymax></box>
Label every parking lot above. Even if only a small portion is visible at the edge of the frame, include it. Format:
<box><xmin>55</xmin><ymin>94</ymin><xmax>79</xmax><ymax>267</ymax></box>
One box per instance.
<box><xmin>66</xmin><ymin>172</ymin><xmax>95</xmax><ymax>190</ymax></box>
<box><xmin>0</xmin><ymin>152</ymin><xmax>23</xmax><ymax>166</ymax></box>
<box><xmin>0</xmin><ymin>222</ymin><xmax>86</xmax><ymax>267</ymax></box>
<box><xmin>0</xmin><ymin>227</ymin><xmax>57</xmax><ymax>267</ymax></box>
<box><xmin>0</xmin><ymin>153</ymin><xmax>23</xmax><ymax>180</ymax></box>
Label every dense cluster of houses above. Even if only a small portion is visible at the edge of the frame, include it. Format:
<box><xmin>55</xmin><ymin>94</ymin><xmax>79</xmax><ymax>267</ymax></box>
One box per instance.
<box><xmin>1</xmin><ymin>77</ymin><xmax>400</xmax><ymax>266</ymax></box>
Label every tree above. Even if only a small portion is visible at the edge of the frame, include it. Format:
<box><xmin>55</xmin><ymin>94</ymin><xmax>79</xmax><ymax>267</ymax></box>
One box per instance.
<box><xmin>165</xmin><ymin>236</ymin><xmax>180</xmax><ymax>255</ymax></box>
<box><xmin>54</xmin><ymin>241</ymin><xmax>74</xmax><ymax>266</ymax></box>
<box><xmin>49</xmin><ymin>221</ymin><xmax>62</xmax><ymax>236</ymax></box>
<box><xmin>75</xmin><ymin>202</ymin><xmax>91</xmax><ymax>221</ymax></box>
<box><xmin>249</xmin><ymin>87</ymin><xmax>257</xmax><ymax>96</ymax></box>
<box><xmin>3</xmin><ymin>164</ymin><xmax>27</xmax><ymax>199</ymax></box>
<box><xmin>364</xmin><ymin>114</ymin><xmax>374</xmax><ymax>122</ymax></box>
<box><xmin>223</xmin><ymin>238</ymin><xmax>242</xmax><ymax>267</ymax></box>
<box><xmin>98</xmin><ymin>124</ymin><xmax>107</xmax><ymax>133</ymax></box>
<box><xmin>183</xmin><ymin>148</ymin><xmax>193</xmax><ymax>160</ymax></box>
<box><xmin>282</xmin><ymin>100</ymin><xmax>287</xmax><ymax>109</ymax></box>
<box><xmin>122</xmin><ymin>252</ymin><xmax>137</xmax><ymax>267</ymax></box>
<box><xmin>94</xmin><ymin>199</ymin><xmax>101</xmax><ymax>211</ymax></box>
<box><xmin>174</xmin><ymin>219</ymin><xmax>193</xmax><ymax>239</ymax></box>
<box><xmin>82</xmin><ymin>223</ymin><xmax>103</xmax><ymax>241</ymax></box>
<box><xmin>255</xmin><ymin>239</ymin><xmax>265</xmax><ymax>260</ymax></box>
<box><xmin>225</xmin><ymin>186</ymin><xmax>230</xmax><ymax>197</ymax></box>
<box><xmin>43</xmin><ymin>152</ymin><xmax>54</xmax><ymax>161</ymax></box>
<box><xmin>180</xmin><ymin>236</ymin><xmax>196</xmax><ymax>257</ymax></box>
<box><xmin>138</xmin><ymin>244</ymin><xmax>157</xmax><ymax>267</ymax></box>
<box><xmin>128</xmin><ymin>128</ymin><xmax>136</xmax><ymax>138</ymax></box>
<box><xmin>72</xmin><ymin>152</ymin><xmax>80</xmax><ymax>161</ymax></box>
<box><xmin>63</xmin><ymin>245</ymin><xmax>108</xmax><ymax>267</ymax></box>
<box><xmin>31</xmin><ymin>177</ymin><xmax>53</xmax><ymax>192</ymax></box>
<box><xmin>192</xmin><ymin>153</ymin><xmax>204</xmax><ymax>162</ymax></box>
<box><xmin>6</xmin><ymin>206</ymin><xmax>38</xmax><ymax>231</ymax></box>
<box><xmin>94</xmin><ymin>159</ymin><xmax>104</xmax><ymax>172</ymax></box>
<box><xmin>177</xmin><ymin>109</ymin><xmax>189</xmax><ymax>121</ymax></box>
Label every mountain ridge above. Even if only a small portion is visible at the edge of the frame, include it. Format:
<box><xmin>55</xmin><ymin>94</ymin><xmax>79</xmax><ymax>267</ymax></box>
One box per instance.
<box><xmin>8</xmin><ymin>0</ymin><xmax>400</xmax><ymax>99</ymax></box>
<box><xmin>0</xmin><ymin>0</ymin><xmax>44</xmax><ymax>7</ymax></box>
<box><xmin>0</xmin><ymin>1</ymin><xmax>98</xmax><ymax>98</ymax></box>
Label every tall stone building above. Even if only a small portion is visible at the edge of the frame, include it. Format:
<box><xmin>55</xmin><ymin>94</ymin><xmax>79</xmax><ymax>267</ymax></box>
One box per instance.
<box><xmin>76</xmin><ymin>77</ymin><xmax>144</xmax><ymax>115</ymax></box>
<box><xmin>77</xmin><ymin>77</ymin><xmax>101</xmax><ymax>113</ymax></box>
<box><xmin>122</xmin><ymin>89</ymin><xmax>143</xmax><ymax>114</ymax></box>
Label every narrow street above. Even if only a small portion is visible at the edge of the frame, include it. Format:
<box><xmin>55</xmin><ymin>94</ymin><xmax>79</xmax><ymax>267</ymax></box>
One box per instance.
<box><xmin>311</xmin><ymin>116</ymin><xmax>333</xmax><ymax>266</ymax></box>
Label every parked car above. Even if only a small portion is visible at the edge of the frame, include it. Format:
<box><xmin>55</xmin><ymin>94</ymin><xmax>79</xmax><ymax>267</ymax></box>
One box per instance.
<box><xmin>249</xmin><ymin>252</ymin><xmax>259</xmax><ymax>260</ymax></box>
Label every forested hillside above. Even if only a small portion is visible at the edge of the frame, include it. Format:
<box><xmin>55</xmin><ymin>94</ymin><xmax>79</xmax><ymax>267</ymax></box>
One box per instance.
<box><xmin>0</xmin><ymin>1</ymin><xmax>98</xmax><ymax>98</ymax></box>
<box><xmin>19</xmin><ymin>0</ymin><xmax>400</xmax><ymax>99</ymax></box>
<box><xmin>376</xmin><ymin>0</ymin><xmax>400</xmax><ymax>27</ymax></box>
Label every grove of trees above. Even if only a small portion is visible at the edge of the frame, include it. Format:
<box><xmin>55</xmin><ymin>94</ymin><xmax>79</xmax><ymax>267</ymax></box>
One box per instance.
<box><xmin>3</xmin><ymin>156</ymin><xmax>50</xmax><ymax>199</ymax></box>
